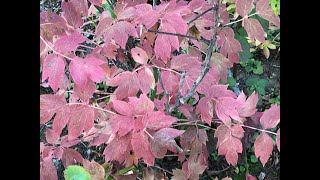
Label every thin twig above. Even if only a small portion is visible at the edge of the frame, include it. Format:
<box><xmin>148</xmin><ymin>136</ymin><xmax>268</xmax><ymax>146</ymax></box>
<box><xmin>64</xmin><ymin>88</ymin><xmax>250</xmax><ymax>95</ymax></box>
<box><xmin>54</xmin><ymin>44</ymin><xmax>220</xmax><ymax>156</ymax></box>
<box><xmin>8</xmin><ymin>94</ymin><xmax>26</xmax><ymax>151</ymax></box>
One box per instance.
<box><xmin>225</xmin><ymin>12</ymin><xmax>258</xmax><ymax>26</ymax></box>
<box><xmin>188</xmin><ymin>7</ymin><xmax>214</xmax><ymax>24</ymax></box>
<box><xmin>158</xmin><ymin>69</ymin><xmax>170</xmax><ymax>114</ymax></box>
<box><xmin>175</xmin><ymin>71</ymin><xmax>186</xmax><ymax>105</ymax></box>
<box><xmin>40</xmin><ymin>36</ymin><xmax>74</xmax><ymax>61</ymax></box>
<box><xmin>154</xmin><ymin>165</ymin><xmax>174</xmax><ymax>176</ymax></box>
<box><xmin>206</xmin><ymin>166</ymin><xmax>230</xmax><ymax>175</ymax></box>
<box><xmin>168</xmin><ymin>3</ymin><xmax>220</xmax><ymax>113</ymax></box>
<box><xmin>143</xmin><ymin>128</ymin><xmax>154</xmax><ymax>139</ymax></box>
<box><xmin>151</xmin><ymin>65</ymin><xmax>181</xmax><ymax>75</ymax></box>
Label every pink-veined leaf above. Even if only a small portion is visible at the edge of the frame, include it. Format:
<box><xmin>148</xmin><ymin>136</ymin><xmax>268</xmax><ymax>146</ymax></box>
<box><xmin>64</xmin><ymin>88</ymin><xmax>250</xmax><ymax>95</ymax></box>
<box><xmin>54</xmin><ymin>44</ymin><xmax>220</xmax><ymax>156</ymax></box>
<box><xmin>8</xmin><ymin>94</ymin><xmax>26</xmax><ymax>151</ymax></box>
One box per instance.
<box><xmin>134</xmin><ymin>4</ymin><xmax>160</xmax><ymax>29</ymax></box>
<box><xmin>73</xmin><ymin>79</ymin><xmax>96</xmax><ymax>102</ymax></box>
<box><xmin>215</xmin><ymin>97</ymin><xmax>242</xmax><ymax>126</ymax></box>
<box><xmin>40</xmin><ymin>158</ymin><xmax>58</xmax><ymax>180</ymax></box>
<box><xmin>236</xmin><ymin>0</ymin><xmax>254</xmax><ymax>18</ymax></box>
<box><xmin>256</xmin><ymin>0</ymin><xmax>280</xmax><ymax>27</ymax></box>
<box><xmin>131</xmin><ymin>131</ymin><xmax>155</xmax><ymax>166</ymax></box>
<box><xmin>46</xmin><ymin>128</ymin><xmax>59</xmax><ymax>145</ymax></box>
<box><xmin>42</xmin><ymin>54</ymin><xmax>65</xmax><ymax>91</ymax></box>
<box><xmin>128</xmin><ymin>94</ymin><xmax>154</xmax><ymax>115</ymax></box>
<box><xmin>103</xmin><ymin>21</ymin><xmax>138</xmax><ymax>49</ymax></box>
<box><xmin>243</xmin><ymin>18</ymin><xmax>265</xmax><ymax>43</ymax></box>
<box><xmin>196</xmin><ymin>97</ymin><xmax>214</xmax><ymax>125</ymax></box>
<box><xmin>138</xmin><ymin>66</ymin><xmax>155</xmax><ymax>94</ymax></box>
<box><xmin>60</xmin><ymin>136</ymin><xmax>81</xmax><ymax>148</ymax></box>
<box><xmin>131</xmin><ymin>47</ymin><xmax>148</xmax><ymax>64</ymax></box>
<box><xmin>214</xmin><ymin>125</ymin><xmax>244</xmax><ymax>166</ymax></box>
<box><xmin>246</xmin><ymin>174</ymin><xmax>257</xmax><ymax>180</ymax></box>
<box><xmin>89</xmin><ymin>133</ymin><xmax>111</xmax><ymax>147</ymax></box>
<box><xmin>54</xmin><ymin>31</ymin><xmax>87</xmax><ymax>53</ymax></box>
<box><xmin>218</xmin><ymin>27</ymin><xmax>242</xmax><ymax>63</ymax></box>
<box><xmin>61</xmin><ymin>1</ymin><xmax>83</xmax><ymax>28</ymax></box>
<box><xmin>103</xmin><ymin>133</ymin><xmax>131</xmax><ymax>164</ymax></box>
<box><xmin>254</xmin><ymin>132</ymin><xmax>273</xmax><ymax>166</ymax></box>
<box><xmin>237</xmin><ymin>91</ymin><xmax>258</xmax><ymax>118</ymax></box>
<box><xmin>210</xmin><ymin>53</ymin><xmax>233</xmax><ymax>82</ymax></box>
<box><xmin>61</xmin><ymin>148</ymin><xmax>84</xmax><ymax>167</ymax></box>
<box><xmin>108</xmin><ymin>71</ymin><xmax>140</xmax><ymax>99</ymax></box>
<box><xmin>68</xmin><ymin>105</ymin><xmax>95</xmax><ymax>140</ymax></box>
<box><xmin>83</xmin><ymin>159</ymin><xmax>105</xmax><ymax>180</ymax></box>
<box><xmin>260</xmin><ymin>105</ymin><xmax>280</xmax><ymax>129</ymax></box>
<box><xmin>69</xmin><ymin>55</ymin><xmax>106</xmax><ymax>91</ymax></box>
<box><xmin>143</xmin><ymin>111</ymin><xmax>177</xmax><ymax>130</ymax></box>
<box><xmin>112</xmin><ymin>100</ymin><xmax>134</xmax><ymax>116</ymax></box>
<box><xmin>156</xmin><ymin>71</ymin><xmax>179</xmax><ymax>95</ymax></box>
<box><xmin>171</xmin><ymin>54</ymin><xmax>200</xmax><ymax>71</ymax></box>
<box><xmin>109</xmin><ymin>115</ymin><xmax>134</xmax><ymax>137</ymax></box>
<box><xmin>96</xmin><ymin>16</ymin><xmax>113</xmax><ymax>38</ymax></box>
<box><xmin>151</xmin><ymin>128</ymin><xmax>184</xmax><ymax>158</ymax></box>
<box><xmin>276</xmin><ymin>128</ymin><xmax>280</xmax><ymax>152</ymax></box>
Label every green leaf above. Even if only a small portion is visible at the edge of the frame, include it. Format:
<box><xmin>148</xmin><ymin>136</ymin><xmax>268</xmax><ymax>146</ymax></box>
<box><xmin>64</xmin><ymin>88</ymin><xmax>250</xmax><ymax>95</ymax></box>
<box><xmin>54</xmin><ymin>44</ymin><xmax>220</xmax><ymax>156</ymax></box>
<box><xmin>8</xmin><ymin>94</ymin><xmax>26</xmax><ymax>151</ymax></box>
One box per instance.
<box><xmin>250</xmin><ymin>155</ymin><xmax>258</xmax><ymax>163</ymax></box>
<box><xmin>257</xmin><ymin>79</ymin><xmax>268</xmax><ymax>88</ymax></box>
<box><xmin>256</xmin><ymin>87</ymin><xmax>265</xmax><ymax>95</ymax></box>
<box><xmin>240</xmin><ymin>166</ymin><xmax>246</xmax><ymax>172</ymax></box>
<box><xmin>253</xmin><ymin>65</ymin><xmax>263</xmax><ymax>74</ymax></box>
<box><xmin>245</xmin><ymin>66</ymin><xmax>253</xmax><ymax>72</ymax></box>
<box><xmin>246</xmin><ymin>77</ymin><xmax>259</xmax><ymax>86</ymax></box>
<box><xmin>270</xmin><ymin>0</ymin><xmax>280</xmax><ymax>15</ymax></box>
<box><xmin>64</xmin><ymin>165</ymin><xmax>91</xmax><ymax>180</ymax></box>
<box><xmin>102</xmin><ymin>3</ymin><xmax>117</xmax><ymax>19</ymax></box>
<box><xmin>115</xmin><ymin>165</ymin><xmax>136</xmax><ymax>175</ymax></box>
<box><xmin>235</xmin><ymin>32</ymin><xmax>251</xmax><ymax>63</ymax></box>
<box><xmin>252</xmin><ymin>14</ymin><xmax>269</xmax><ymax>32</ymax></box>
<box><xmin>234</xmin><ymin>167</ymin><xmax>239</xmax><ymax>174</ymax></box>
<box><xmin>227</xmin><ymin>77</ymin><xmax>237</xmax><ymax>86</ymax></box>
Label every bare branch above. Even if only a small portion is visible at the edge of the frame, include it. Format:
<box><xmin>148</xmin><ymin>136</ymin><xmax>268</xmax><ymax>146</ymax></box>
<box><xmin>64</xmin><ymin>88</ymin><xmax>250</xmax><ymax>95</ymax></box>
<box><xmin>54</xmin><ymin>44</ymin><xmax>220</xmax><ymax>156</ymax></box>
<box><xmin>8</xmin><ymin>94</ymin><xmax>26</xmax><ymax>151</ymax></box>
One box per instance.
<box><xmin>188</xmin><ymin>7</ymin><xmax>215</xmax><ymax>24</ymax></box>
<box><xmin>175</xmin><ymin>71</ymin><xmax>186</xmax><ymax>105</ymax></box>
<box><xmin>168</xmin><ymin>3</ymin><xmax>220</xmax><ymax>113</ymax></box>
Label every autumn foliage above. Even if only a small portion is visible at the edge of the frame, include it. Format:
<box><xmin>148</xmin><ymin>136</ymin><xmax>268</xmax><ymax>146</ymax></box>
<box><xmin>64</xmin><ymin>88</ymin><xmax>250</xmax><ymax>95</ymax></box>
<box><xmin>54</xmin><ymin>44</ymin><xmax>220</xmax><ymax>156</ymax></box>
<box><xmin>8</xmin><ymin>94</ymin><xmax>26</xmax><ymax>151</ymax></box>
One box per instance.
<box><xmin>40</xmin><ymin>0</ymin><xmax>280</xmax><ymax>179</ymax></box>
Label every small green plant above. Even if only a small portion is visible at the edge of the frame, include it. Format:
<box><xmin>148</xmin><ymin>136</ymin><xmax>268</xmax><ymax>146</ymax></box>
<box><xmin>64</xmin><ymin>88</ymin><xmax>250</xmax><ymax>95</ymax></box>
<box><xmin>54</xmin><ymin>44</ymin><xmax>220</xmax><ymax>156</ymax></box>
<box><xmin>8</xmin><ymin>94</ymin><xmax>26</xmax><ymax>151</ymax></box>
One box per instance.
<box><xmin>269</xmin><ymin>95</ymin><xmax>280</xmax><ymax>105</ymax></box>
<box><xmin>245</xmin><ymin>77</ymin><xmax>268</xmax><ymax>96</ymax></box>
<box><xmin>240</xmin><ymin>58</ymin><xmax>264</xmax><ymax>75</ymax></box>
<box><xmin>64</xmin><ymin>165</ymin><xmax>91</xmax><ymax>180</ymax></box>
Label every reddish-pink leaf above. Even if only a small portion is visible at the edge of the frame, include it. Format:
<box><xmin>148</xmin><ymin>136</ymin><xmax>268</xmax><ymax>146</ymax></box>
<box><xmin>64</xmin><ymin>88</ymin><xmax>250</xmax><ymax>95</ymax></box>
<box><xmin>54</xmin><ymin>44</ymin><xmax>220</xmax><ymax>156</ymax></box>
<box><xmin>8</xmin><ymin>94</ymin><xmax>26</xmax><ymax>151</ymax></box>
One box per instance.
<box><xmin>246</xmin><ymin>174</ymin><xmax>257</xmax><ymax>180</ymax></box>
<box><xmin>143</xmin><ymin>111</ymin><xmax>177</xmax><ymax>130</ymax></box>
<box><xmin>40</xmin><ymin>158</ymin><xmax>58</xmax><ymax>180</ymax></box>
<box><xmin>108</xmin><ymin>71</ymin><xmax>140</xmax><ymax>99</ymax></box>
<box><xmin>104</xmin><ymin>21</ymin><xmax>138</xmax><ymax>49</ymax></box>
<box><xmin>60</xmin><ymin>136</ymin><xmax>80</xmax><ymax>148</ymax></box>
<box><xmin>115</xmin><ymin>4</ymin><xmax>136</xmax><ymax>20</ymax></box>
<box><xmin>89</xmin><ymin>133</ymin><xmax>110</xmax><ymax>147</ymax></box>
<box><xmin>276</xmin><ymin>128</ymin><xmax>280</xmax><ymax>152</ymax></box>
<box><xmin>171</xmin><ymin>54</ymin><xmax>200</xmax><ymax>71</ymax></box>
<box><xmin>112</xmin><ymin>100</ymin><xmax>134</xmax><ymax>116</ymax></box>
<box><xmin>61</xmin><ymin>148</ymin><xmax>84</xmax><ymax>167</ymax></box>
<box><xmin>218</xmin><ymin>27</ymin><xmax>242</xmax><ymax>63</ymax></box>
<box><xmin>46</xmin><ymin>128</ymin><xmax>59</xmax><ymax>145</ymax></box>
<box><xmin>260</xmin><ymin>105</ymin><xmax>280</xmax><ymax>129</ymax></box>
<box><xmin>69</xmin><ymin>55</ymin><xmax>106</xmax><ymax>90</ymax></box>
<box><xmin>131</xmin><ymin>47</ymin><xmax>148</xmax><ymax>64</ymax></box>
<box><xmin>256</xmin><ymin>0</ymin><xmax>280</xmax><ymax>27</ymax></box>
<box><xmin>96</xmin><ymin>16</ymin><xmax>113</xmax><ymax>38</ymax></box>
<box><xmin>40</xmin><ymin>94</ymin><xmax>68</xmax><ymax>125</ymax></box>
<box><xmin>68</xmin><ymin>105</ymin><xmax>95</xmax><ymax>140</ymax></box>
<box><xmin>236</xmin><ymin>0</ymin><xmax>254</xmax><ymax>18</ymax></box>
<box><xmin>134</xmin><ymin>4</ymin><xmax>160</xmax><ymax>29</ymax></box>
<box><xmin>83</xmin><ymin>159</ymin><xmax>105</xmax><ymax>180</ymax></box>
<box><xmin>110</xmin><ymin>115</ymin><xmax>134</xmax><ymax>137</ymax></box>
<box><xmin>151</xmin><ymin>128</ymin><xmax>184</xmax><ymax>158</ymax></box>
<box><xmin>73</xmin><ymin>79</ymin><xmax>96</xmax><ymax>102</ymax></box>
<box><xmin>243</xmin><ymin>18</ymin><xmax>265</xmax><ymax>43</ymax></box>
<box><xmin>237</xmin><ymin>91</ymin><xmax>258</xmax><ymax>117</ymax></box>
<box><xmin>215</xmin><ymin>97</ymin><xmax>242</xmax><ymax>126</ymax></box>
<box><xmin>61</xmin><ymin>1</ymin><xmax>83</xmax><ymax>28</ymax></box>
<box><xmin>214</xmin><ymin>125</ymin><xmax>244</xmax><ymax>166</ymax></box>
<box><xmin>254</xmin><ymin>132</ymin><xmax>273</xmax><ymax>166</ymax></box>
<box><xmin>42</xmin><ymin>54</ymin><xmax>65</xmax><ymax>91</ymax></box>
<box><xmin>131</xmin><ymin>131</ymin><xmax>155</xmax><ymax>166</ymax></box>
<box><xmin>103</xmin><ymin>133</ymin><xmax>131</xmax><ymax>164</ymax></box>
<box><xmin>138</xmin><ymin>66</ymin><xmax>155</xmax><ymax>94</ymax></box>
<box><xmin>54</xmin><ymin>31</ymin><xmax>87</xmax><ymax>53</ymax></box>
<box><xmin>128</xmin><ymin>94</ymin><xmax>154</xmax><ymax>115</ymax></box>
<box><xmin>210</xmin><ymin>53</ymin><xmax>233</xmax><ymax>82</ymax></box>
<box><xmin>162</xmin><ymin>13</ymin><xmax>188</xmax><ymax>35</ymax></box>
<box><xmin>156</xmin><ymin>71</ymin><xmax>179</xmax><ymax>95</ymax></box>
<box><xmin>196</xmin><ymin>97</ymin><xmax>214</xmax><ymax>125</ymax></box>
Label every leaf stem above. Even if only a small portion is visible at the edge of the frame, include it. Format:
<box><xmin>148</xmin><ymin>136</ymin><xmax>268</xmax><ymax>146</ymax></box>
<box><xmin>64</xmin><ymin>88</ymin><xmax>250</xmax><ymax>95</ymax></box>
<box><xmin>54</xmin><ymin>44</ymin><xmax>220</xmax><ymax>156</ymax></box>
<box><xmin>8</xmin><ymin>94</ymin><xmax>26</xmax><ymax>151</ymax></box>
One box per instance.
<box><xmin>40</xmin><ymin>36</ymin><xmax>74</xmax><ymax>61</ymax></box>
<box><xmin>225</xmin><ymin>12</ymin><xmax>258</xmax><ymax>26</ymax></box>
<box><xmin>67</xmin><ymin>102</ymin><xmax>116</xmax><ymax>115</ymax></box>
<box><xmin>188</xmin><ymin>7</ymin><xmax>214</xmax><ymax>24</ymax></box>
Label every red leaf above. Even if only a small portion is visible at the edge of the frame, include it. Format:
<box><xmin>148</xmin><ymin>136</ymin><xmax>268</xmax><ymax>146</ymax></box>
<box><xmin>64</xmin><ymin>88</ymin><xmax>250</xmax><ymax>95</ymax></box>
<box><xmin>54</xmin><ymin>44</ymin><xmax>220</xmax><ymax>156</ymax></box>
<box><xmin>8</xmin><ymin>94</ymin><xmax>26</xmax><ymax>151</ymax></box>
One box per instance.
<box><xmin>40</xmin><ymin>94</ymin><xmax>68</xmax><ymax>126</ymax></box>
<box><xmin>103</xmin><ymin>21</ymin><xmax>138</xmax><ymax>49</ymax></box>
<box><xmin>276</xmin><ymin>128</ymin><xmax>280</xmax><ymax>152</ymax></box>
<box><xmin>96</xmin><ymin>16</ymin><xmax>113</xmax><ymax>38</ymax></box>
<box><xmin>83</xmin><ymin>159</ymin><xmax>105</xmax><ymax>180</ymax></box>
<box><xmin>138</xmin><ymin>66</ymin><xmax>155</xmax><ymax>94</ymax></box>
<box><xmin>112</xmin><ymin>100</ymin><xmax>134</xmax><ymax>116</ymax></box>
<box><xmin>68</xmin><ymin>105</ymin><xmax>95</xmax><ymax>140</ymax></box>
<box><xmin>46</xmin><ymin>128</ymin><xmax>59</xmax><ymax>145</ymax></box>
<box><xmin>54</xmin><ymin>31</ymin><xmax>87</xmax><ymax>53</ymax></box>
<box><xmin>237</xmin><ymin>91</ymin><xmax>258</xmax><ymax>118</ymax></box>
<box><xmin>110</xmin><ymin>115</ymin><xmax>134</xmax><ymax>137</ymax></box>
<box><xmin>134</xmin><ymin>4</ymin><xmax>160</xmax><ymax>29</ymax></box>
<box><xmin>60</xmin><ymin>136</ymin><xmax>80</xmax><ymax>147</ymax></box>
<box><xmin>218</xmin><ymin>27</ymin><xmax>242</xmax><ymax>63</ymax></box>
<box><xmin>89</xmin><ymin>133</ymin><xmax>110</xmax><ymax>147</ymax></box>
<box><xmin>196</xmin><ymin>97</ymin><xmax>214</xmax><ymax>125</ymax></box>
<box><xmin>171</xmin><ymin>54</ymin><xmax>200</xmax><ymax>71</ymax></box>
<box><xmin>40</xmin><ymin>158</ymin><xmax>58</xmax><ymax>180</ymax></box>
<box><xmin>128</xmin><ymin>94</ymin><xmax>154</xmax><ymax>115</ymax></box>
<box><xmin>73</xmin><ymin>79</ymin><xmax>96</xmax><ymax>102</ymax></box>
<box><xmin>131</xmin><ymin>47</ymin><xmax>148</xmax><ymax>64</ymax></box>
<box><xmin>69</xmin><ymin>55</ymin><xmax>106</xmax><ymax>90</ymax></box>
<box><xmin>210</xmin><ymin>53</ymin><xmax>233</xmax><ymax>82</ymax></box>
<box><xmin>215</xmin><ymin>97</ymin><xmax>242</xmax><ymax>126</ymax></box>
<box><xmin>61</xmin><ymin>1</ymin><xmax>83</xmax><ymax>28</ymax></box>
<box><xmin>42</xmin><ymin>54</ymin><xmax>65</xmax><ymax>91</ymax></box>
<box><xmin>260</xmin><ymin>105</ymin><xmax>280</xmax><ymax>129</ymax></box>
<box><xmin>131</xmin><ymin>131</ymin><xmax>155</xmax><ymax>166</ymax></box>
<box><xmin>243</xmin><ymin>18</ymin><xmax>265</xmax><ymax>43</ymax></box>
<box><xmin>256</xmin><ymin>0</ymin><xmax>280</xmax><ymax>27</ymax></box>
<box><xmin>151</xmin><ymin>128</ymin><xmax>184</xmax><ymax>158</ymax></box>
<box><xmin>156</xmin><ymin>71</ymin><xmax>179</xmax><ymax>95</ymax></box>
<box><xmin>254</xmin><ymin>132</ymin><xmax>273</xmax><ymax>166</ymax></box>
<box><xmin>246</xmin><ymin>174</ymin><xmax>257</xmax><ymax>180</ymax></box>
<box><xmin>61</xmin><ymin>148</ymin><xmax>84</xmax><ymax>167</ymax></box>
<box><xmin>162</xmin><ymin>12</ymin><xmax>188</xmax><ymax>35</ymax></box>
<box><xmin>236</xmin><ymin>0</ymin><xmax>254</xmax><ymax>18</ymax></box>
<box><xmin>214</xmin><ymin>125</ymin><xmax>244</xmax><ymax>166</ymax></box>
<box><xmin>108</xmin><ymin>71</ymin><xmax>140</xmax><ymax>99</ymax></box>
<box><xmin>103</xmin><ymin>133</ymin><xmax>131</xmax><ymax>164</ymax></box>
<box><xmin>143</xmin><ymin>111</ymin><xmax>177</xmax><ymax>130</ymax></box>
